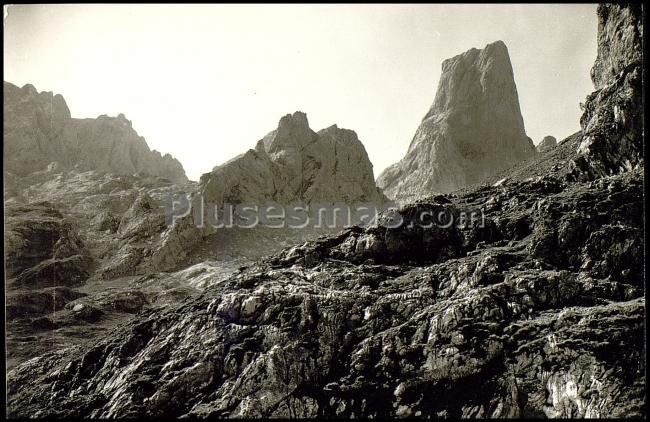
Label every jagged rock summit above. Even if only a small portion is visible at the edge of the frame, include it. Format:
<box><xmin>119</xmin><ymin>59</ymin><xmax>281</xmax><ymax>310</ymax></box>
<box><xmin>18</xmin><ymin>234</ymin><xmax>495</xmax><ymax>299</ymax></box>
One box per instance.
<box><xmin>537</xmin><ymin>135</ymin><xmax>557</xmax><ymax>153</ymax></box>
<box><xmin>377</xmin><ymin>40</ymin><xmax>536</xmax><ymax>202</ymax></box>
<box><xmin>200</xmin><ymin>111</ymin><xmax>386</xmax><ymax>205</ymax></box>
<box><xmin>3</xmin><ymin>82</ymin><xmax>188</xmax><ymax>183</ymax></box>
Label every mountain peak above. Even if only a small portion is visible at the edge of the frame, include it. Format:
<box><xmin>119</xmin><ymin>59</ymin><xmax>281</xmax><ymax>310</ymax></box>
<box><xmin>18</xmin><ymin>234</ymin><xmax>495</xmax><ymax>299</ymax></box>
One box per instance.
<box><xmin>201</xmin><ymin>112</ymin><xmax>385</xmax><ymax>206</ymax></box>
<box><xmin>261</xmin><ymin>111</ymin><xmax>316</xmax><ymax>154</ymax></box>
<box><xmin>278</xmin><ymin>111</ymin><xmax>309</xmax><ymax>130</ymax></box>
<box><xmin>377</xmin><ymin>41</ymin><xmax>535</xmax><ymax>201</ymax></box>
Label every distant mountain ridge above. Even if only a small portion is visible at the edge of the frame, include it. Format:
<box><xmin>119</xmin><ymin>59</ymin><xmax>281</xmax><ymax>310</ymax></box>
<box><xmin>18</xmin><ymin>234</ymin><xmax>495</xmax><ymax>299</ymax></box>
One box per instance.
<box><xmin>3</xmin><ymin>81</ymin><xmax>188</xmax><ymax>183</ymax></box>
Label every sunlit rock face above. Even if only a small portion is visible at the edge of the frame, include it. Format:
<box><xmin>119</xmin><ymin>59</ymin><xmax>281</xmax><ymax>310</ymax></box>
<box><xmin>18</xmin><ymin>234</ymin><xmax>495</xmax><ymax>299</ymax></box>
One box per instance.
<box><xmin>570</xmin><ymin>4</ymin><xmax>643</xmax><ymax>179</ymax></box>
<box><xmin>377</xmin><ymin>40</ymin><xmax>536</xmax><ymax>202</ymax></box>
<box><xmin>3</xmin><ymin>82</ymin><xmax>188</xmax><ymax>183</ymax></box>
<box><xmin>199</xmin><ymin>111</ymin><xmax>387</xmax><ymax>205</ymax></box>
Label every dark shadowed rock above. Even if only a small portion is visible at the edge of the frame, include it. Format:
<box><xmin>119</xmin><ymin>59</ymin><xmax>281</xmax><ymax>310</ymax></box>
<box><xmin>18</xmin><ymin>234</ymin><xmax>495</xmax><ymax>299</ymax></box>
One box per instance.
<box><xmin>377</xmin><ymin>41</ymin><xmax>536</xmax><ymax>202</ymax></box>
<box><xmin>6</xmin><ymin>287</ymin><xmax>87</xmax><ymax>320</ymax></box>
<box><xmin>4</xmin><ymin>202</ymin><xmax>92</xmax><ymax>282</ymax></box>
<box><xmin>14</xmin><ymin>255</ymin><xmax>93</xmax><ymax>288</ymax></box>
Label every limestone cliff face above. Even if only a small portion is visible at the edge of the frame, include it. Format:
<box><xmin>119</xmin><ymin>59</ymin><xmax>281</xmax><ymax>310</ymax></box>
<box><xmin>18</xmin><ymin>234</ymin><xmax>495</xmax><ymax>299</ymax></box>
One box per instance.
<box><xmin>200</xmin><ymin>111</ymin><xmax>386</xmax><ymax>205</ymax></box>
<box><xmin>3</xmin><ymin>82</ymin><xmax>188</xmax><ymax>182</ymax></box>
<box><xmin>570</xmin><ymin>4</ymin><xmax>643</xmax><ymax>179</ymax></box>
<box><xmin>377</xmin><ymin>41</ymin><xmax>536</xmax><ymax>202</ymax></box>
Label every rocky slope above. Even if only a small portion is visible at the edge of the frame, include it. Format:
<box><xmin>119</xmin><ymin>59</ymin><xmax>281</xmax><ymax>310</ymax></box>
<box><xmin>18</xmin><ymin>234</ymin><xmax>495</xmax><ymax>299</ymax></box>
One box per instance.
<box><xmin>3</xmin><ymin>113</ymin><xmax>370</xmax><ymax>370</ymax></box>
<box><xmin>467</xmin><ymin>131</ymin><xmax>582</xmax><ymax>191</ymax></box>
<box><xmin>3</xmin><ymin>82</ymin><xmax>188</xmax><ymax>182</ymax></box>
<box><xmin>6</xmin><ymin>164</ymin><xmax>645</xmax><ymax>418</ymax></box>
<box><xmin>2</xmin><ymin>165</ymin><xmax>344</xmax><ymax>371</ymax></box>
<box><xmin>377</xmin><ymin>41</ymin><xmax>536</xmax><ymax>202</ymax></box>
<box><xmin>200</xmin><ymin>111</ymin><xmax>386</xmax><ymax>206</ymax></box>
<box><xmin>3</xmin><ymin>166</ymin><xmax>200</xmax><ymax>369</ymax></box>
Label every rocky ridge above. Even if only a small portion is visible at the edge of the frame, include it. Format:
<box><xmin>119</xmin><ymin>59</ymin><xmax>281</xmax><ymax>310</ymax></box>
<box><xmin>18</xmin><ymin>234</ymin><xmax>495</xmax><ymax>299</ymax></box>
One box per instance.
<box><xmin>377</xmin><ymin>40</ymin><xmax>536</xmax><ymax>202</ymax></box>
<box><xmin>3</xmin><ymin>82</ymin><xmax>188</xmax><ymax>182</ymax></box>
<box><xmin>537</xmin><ymin>136</ymin><xmax>557</xmax><ymax>153</ymax></box>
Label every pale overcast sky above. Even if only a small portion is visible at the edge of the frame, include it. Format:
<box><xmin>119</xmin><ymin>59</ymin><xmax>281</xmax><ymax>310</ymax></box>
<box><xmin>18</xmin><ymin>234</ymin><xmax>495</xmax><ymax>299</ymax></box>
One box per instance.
<box><xmin>4</xmin><ymin>4</ymin><xmax>598</xmax><ymax>181</ymax></box>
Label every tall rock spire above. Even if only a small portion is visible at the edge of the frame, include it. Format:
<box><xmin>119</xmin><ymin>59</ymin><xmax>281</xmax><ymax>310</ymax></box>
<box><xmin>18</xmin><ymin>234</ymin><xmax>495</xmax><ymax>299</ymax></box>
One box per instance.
<box><xmin>377</xmin><ymin>40</ymin><xmax>536</xmax><ymax>202</ymax></box>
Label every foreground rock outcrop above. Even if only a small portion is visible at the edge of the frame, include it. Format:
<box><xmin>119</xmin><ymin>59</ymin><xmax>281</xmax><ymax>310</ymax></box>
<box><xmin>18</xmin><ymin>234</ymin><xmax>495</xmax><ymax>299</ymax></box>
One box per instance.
<box><xmin>6</xmin><ymin>164</ymin><xmax>644</xmax><ymax>418</ymax></box>
<box><xmin>200</xmin><ymin>112</ymin><xmax>386</xmax><ymax>206</ymax></box>
<box><xmin>4</xmin><ymin>201</ymin><xmax>93</xmax><ymax>286</ymax></box>
<box><xmin>570</xmin><ymin>3</ymin><xmax>643</xmax><ymax>179</ymax></box>
<box><xmin>377</xmin><ymin>41</ymin><xmax>536</xmax><ymax>201</ymax></box>
<box><xmin>3</xmin><ymin>82</ymin><xmax>188</xmax><ymax>182</ymax></box>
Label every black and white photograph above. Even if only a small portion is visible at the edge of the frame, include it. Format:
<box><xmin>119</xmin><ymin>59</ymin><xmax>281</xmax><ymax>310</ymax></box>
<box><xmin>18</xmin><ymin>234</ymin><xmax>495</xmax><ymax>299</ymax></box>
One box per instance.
<box><xmin>3</xmin><ymin>3</ymin><xmax>645</xmax><ymax>418</ymax></box>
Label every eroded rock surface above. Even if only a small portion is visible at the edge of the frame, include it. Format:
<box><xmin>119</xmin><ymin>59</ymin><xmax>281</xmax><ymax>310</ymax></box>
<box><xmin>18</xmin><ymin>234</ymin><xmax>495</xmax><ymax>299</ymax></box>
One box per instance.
<box><xmin>6</xmin><ymin>165</ymin><xmax>644</xmax><ymax>418</ymax></box>
<box><xmin>377</xmin><ymin>41</ymin><xmax>536</xmax><ymax>202</ymax></box>
<box><xmin>3</xmin><ymin>169</ymin><xmax>203</xmax><ymax>370</ymax></box>
<box><xmin>3</xmin><ymin>163</ymin><xmax>346</xmax><ymax>370</ymax></box>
